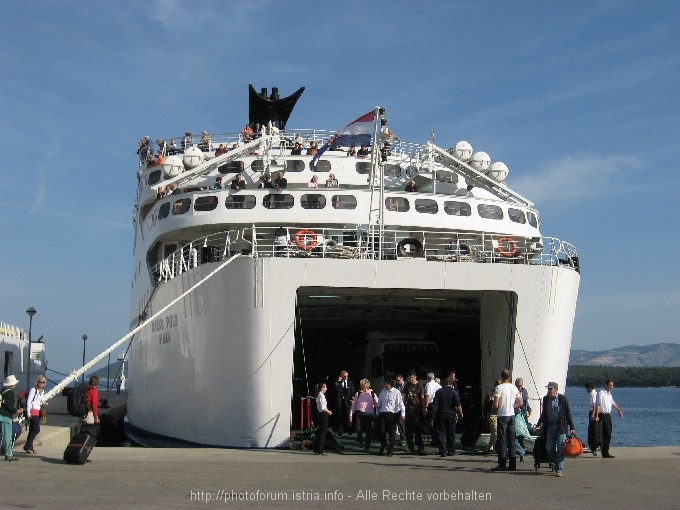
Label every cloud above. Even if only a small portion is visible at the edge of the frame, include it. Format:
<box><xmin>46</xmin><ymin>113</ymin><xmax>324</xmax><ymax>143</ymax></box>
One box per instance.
<box><xmin>510</xmin><ymin>154</ymin><xmax>642</xmax><ymax>204</ymax></box>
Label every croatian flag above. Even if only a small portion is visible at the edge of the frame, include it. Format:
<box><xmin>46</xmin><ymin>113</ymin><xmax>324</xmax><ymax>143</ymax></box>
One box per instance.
<box><xmin>312</xmin><ymin>110</ymin><xmax>376</xmax><ymax>166</ymax></box>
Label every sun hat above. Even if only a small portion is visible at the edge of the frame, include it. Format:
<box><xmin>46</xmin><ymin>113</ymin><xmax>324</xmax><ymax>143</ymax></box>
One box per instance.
<box><xmin>2</xmin><ymin>375</ymin><xmax>19</xmax><ymax>387</ymax></box>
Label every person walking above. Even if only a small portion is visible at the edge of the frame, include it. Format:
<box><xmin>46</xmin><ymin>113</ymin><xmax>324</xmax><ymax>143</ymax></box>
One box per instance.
<box><xmin>539</xmin><ymin>382</ymin><xmax>575</xmax><ymax>477</ymax></box>
<box><xmin>333</xmin><ymin>371</ymin><xmax>354</xmax><ymax>436</ymax></box>
<box><xmin>492</xmin><ymin>369</ymin><xmax>522</xmax><ymax>471</ymax></box>
<box><xmin>595</xmin><ymin>379</ymin><xmax>623</xmax><ymax>458</ymax></box>
<box><xmin>376</xmin><ymin>377</ymin><xmax>405</xmax><ymax>457</ymax></box>
<box><xmin>0</xmin><ymin>375</ymin><xmax>23</xmax><ymax>462</ymax></box>
<box><xmin>432</xmin><ymin>376</ymin><xmax>463</xmax><ymax>457</ymax></box>
<box><xmin>313</xmin><ymin>383</ymin><xmax>332</xmax><ymax>455</ymax></box>
<box><xmin>23</xmin><ymin>375</ymin><xmax>48</xmax><ymax>454</ymax></box>
<box><xmin>585</xmin><ymin>381</ymin><xmax>601</xmax><ymax>455</ymax></box>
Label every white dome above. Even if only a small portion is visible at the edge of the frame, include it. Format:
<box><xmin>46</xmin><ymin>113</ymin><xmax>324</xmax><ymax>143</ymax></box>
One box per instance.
<box><xmin>183</xmin><ymin>146</ymin><xmax>205</xmax><ymax>168</ymax></box>
<box><xmin>470</xmin><ymin>151</ymin><xmax>491</xmax><ymax>172</ymax></box>
<box><xmin>454</xmin><ymin>141</ymin><xmax>473</xmax><ymax>161</ymax></box>
<box><xmin>487</xmin><ymin>161</ymin><xmax>509</xmax><ymax>182</ymax></box>
<box><xmin>162</xmin><ymin>155</ymin><xmax>184</xmax><ymax>178</ymax></box>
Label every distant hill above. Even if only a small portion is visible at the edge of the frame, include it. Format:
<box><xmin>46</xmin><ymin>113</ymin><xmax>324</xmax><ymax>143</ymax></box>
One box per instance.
<box><xmin>570</xmin><ymin>343</ymin><xmax>680</xmax><ymax>367</ymax></box>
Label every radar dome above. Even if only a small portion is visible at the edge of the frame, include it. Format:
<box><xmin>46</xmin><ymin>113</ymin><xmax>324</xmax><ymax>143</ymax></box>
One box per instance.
<box><xmin>162</xmin><ymin>155</ymin><xmax>184</xmax><ymax>178</ymax></box>
<box><xmin>454</xmin><ymin>141</ymin><xmax>473</xmax><ymax>161</ymax></box>
<box><xmin>470</xmin><ymin>151</ymin><xmax>491</xmax><ymax>172</ymax></box>
<box><xmin>183</xmin><ymin>146</ymin><xmax>205</xmax><ymax>168</ymax></box>
<box><xmin>487</xmin><ymin>162</ymin><xmax>509</xmax><ymax>182</ymax></box>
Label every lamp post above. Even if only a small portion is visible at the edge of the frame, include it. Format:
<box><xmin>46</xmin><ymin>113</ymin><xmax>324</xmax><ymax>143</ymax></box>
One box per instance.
<box><xmin>25</xmin><ymin>307</ymin><xmax>37</xmax><ymax>393</ymax></box>
<box><xmin>81</xmin><ymin>334</ymin><xmax>87</xmax><ymax>384</ymax></box>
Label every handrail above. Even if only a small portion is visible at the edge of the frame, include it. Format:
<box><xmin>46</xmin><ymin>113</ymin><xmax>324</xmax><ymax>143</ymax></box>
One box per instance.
<box><xmin>149</xmin><ymin>227</ymin><xmax>579</xmax><ymax>286</ymax></box>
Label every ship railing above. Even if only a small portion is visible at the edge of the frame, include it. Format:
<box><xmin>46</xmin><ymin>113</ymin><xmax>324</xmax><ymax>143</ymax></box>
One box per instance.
<box><xmin>141</xmin><ymin>129</ymin><xmax>428</xmax><ymax>159</ymax></box>
<box><xmin>149</xmin><ymin>227</ymin><xmax>579</xmax><ymax>285</ymax></box>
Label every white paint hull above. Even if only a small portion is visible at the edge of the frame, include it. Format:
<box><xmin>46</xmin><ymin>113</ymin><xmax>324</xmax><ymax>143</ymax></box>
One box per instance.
<box><xmin>127</xmin><ymin>256</ymin><xmax>579</xmax><ymax>447</ymax></box>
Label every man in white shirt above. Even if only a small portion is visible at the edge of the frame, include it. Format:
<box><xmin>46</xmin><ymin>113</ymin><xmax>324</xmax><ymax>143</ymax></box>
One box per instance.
<box><xmin>424</xmin><ymin>372</ymin><xmax>442</xmax><ymax>445</ymax></box>
<box><xmin>492</xmin><ymin>369</ymin><xmax>522</xmax><ymax>471</ymax></box>
<box><xmin>595</xmin><ymin>379</ymin><xmax>624</xmax><ymax>458</ymax></box>
<box><xmin>377</xmin><ymin>377</ymin><xmax>406</xmax><ymax>457</ymax></box>
<box><xmin>585</xmin><ymin>381</ymin><xmax>601</xmax><ymax>455</ymax></box>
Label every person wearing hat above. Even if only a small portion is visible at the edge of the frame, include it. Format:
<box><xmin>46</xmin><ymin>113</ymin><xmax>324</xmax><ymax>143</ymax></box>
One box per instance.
<box><xmin>0</xmin><ymin>375</ymin><xmax>23</xmax><ymax>461</ymax></box>
<box><xmin>538</xmin><ymin>381</ymin><xmax>575</xmax><ymax>477</ymax></box>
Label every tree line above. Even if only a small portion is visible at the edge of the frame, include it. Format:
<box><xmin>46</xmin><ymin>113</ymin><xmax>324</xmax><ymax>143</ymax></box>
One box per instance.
<box><xmin>567</xmin><ymin>366</ymin><xmax>680</xmax><ymax>387</ymax></box>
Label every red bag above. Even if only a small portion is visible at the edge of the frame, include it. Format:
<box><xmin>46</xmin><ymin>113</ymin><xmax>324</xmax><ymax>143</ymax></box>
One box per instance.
<box><xmin>562</xmin><ymin>433</ymin><xmax>583</xmax><ymax>457</ymax></box>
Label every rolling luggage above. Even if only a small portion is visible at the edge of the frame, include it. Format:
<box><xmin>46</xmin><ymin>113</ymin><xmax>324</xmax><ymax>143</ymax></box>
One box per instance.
<box><xmin>63</xmin><ymin>433</ymin><xmax>96</xmax><ymax>464</ymax></box>
<box><xmin>460</xmin><ymin>416</ymin><xmax>485</xmax><ymax>448</ymax></box>
<box><xmin>532</xmin><ymin>433</ymin><xmax>552</xmax><ymax>471</ymax></box>
<box><xmin>588</xmin><ymin>420</ymin><xmax>603</xmax><ymax>449</ymax></box>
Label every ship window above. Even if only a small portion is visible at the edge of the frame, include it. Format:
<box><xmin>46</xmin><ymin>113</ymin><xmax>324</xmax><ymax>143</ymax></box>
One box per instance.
<box><xmin>443</xmin><ymin>201</ymin><xmax>471</xmax><ymax>216</ymax></box>
<box><xmin>251</xmin><ymin>159</ymin><xmax>265</xmax><ymax>172</ymax></box>
<box><xmin>284</xmin><ymin>160</ymin><xmax>305</xmax><ymax>172</ymax></box>
<box><xmin>263</xmin><ymin>194</ymin><xmax>294</xmax><ymax>209</ymax></box>
<box><xmin>147</xmin><ymin>169</ymin><xmax>162</xmax><ymax>186</ymax></box>
<box><xmin>225</xmin><ymin>195</ymin><xmax>256</xmax><ymax>209</ymax></box>
<box><xmin>527</xmin><ymin>211</ymin><xmax>538</xmax><ymax>227</ymax></box>
<box><xmin>301</xmin><ymin>194</ymin><xmax>326</xmax><ymax>209</ymax></box>
<box><xmin>332</xmin><ymin>195</ymin><xmax>357</xmax><ymax>210</ymax></box>
<box><xmin>477</xmin><ymin>204</ymin><xmax>503</xmax><ymax>220</ymax></box>
<box><xmin>172</xmin><ymin>198</ymin><xmax>191</xmax><ymax>215</ymax></box>
<box><xmin>385</xmin><ymin>197</ymin><xmax>410</xmax><ymax>212</ymax></box>
<box><xmin>218</xmin><ymin>160</ymin><xmax>245</xmax><ymax>174</ymax></box>
<box><xmin>383</xmin><ymin>164</ymin><xmax>401</xmax><ymax>177</ymax></box>
<box><xmin>355</xmin><ymin>161</ymin><xmax>371</xmax><ymax>174</ymax></box>
<box><xmin>158</xmin><ymin>202</ymin><xmax>170</xmax><ymax>219</ymax></box>
<box><xmin>195</xmin><ymin>196</ymin><xmax>219</xmax><ymax>212</ymax></box>
<box><xmin>314</xmin><ymin>160</ymin><xmax>331</xmax><ymax>172</ymax></box>
<box><xmin>435</xmin><ymin>170</ymin><xmax>458</xmax><ymax>184</ymax></box>
<box><xmin>508</xmin><ymin>207</ymin><xmax>526</xmax><ymax>224</ymax></box>
<box><xmin>415</xmin><ymin>199</ymin><xmax>438</xmax><ymax>214</ymax></box>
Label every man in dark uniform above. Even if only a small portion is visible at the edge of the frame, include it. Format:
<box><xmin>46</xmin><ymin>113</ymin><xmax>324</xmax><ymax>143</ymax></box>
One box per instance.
<box><xmin>334</xmin><ymin>371</ymin><xmax>354</xmax><ymax>435</ymax></box>
<box><xmin>433</xmin><ymin>376</ymin><xmax>463</xmax><ymax>457</ymax></box>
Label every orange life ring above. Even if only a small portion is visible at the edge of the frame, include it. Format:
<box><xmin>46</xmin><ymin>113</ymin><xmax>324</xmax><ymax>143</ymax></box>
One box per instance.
<box><xmin>497</xmin><ymin>236</ymin><xmax>518</xmax><ymax>257</ymax></box>
<box><xmin>294</xmin><ymin>229</ymin><xmax>317</xmax><ymax>250</ymax></box>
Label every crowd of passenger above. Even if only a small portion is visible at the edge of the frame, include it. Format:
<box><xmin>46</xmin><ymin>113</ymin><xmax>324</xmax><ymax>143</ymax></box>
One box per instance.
<box><xmin>310</xmin><ymin>368</ymin><xmax>619</xmax><ymax>478</ymax></box>
<box><xmin>137</xmin><ymin>127</ymin><xmax>375</xmax><ymax>167</ymax></box>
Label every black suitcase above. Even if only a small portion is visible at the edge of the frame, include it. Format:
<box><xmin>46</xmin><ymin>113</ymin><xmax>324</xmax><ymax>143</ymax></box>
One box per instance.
<box><xmin>532</xmin><ymin>434</ymin><xmax>552</xmax><ymax>471</ymax></box>
<box><xmin>588</xmin><ymin>420</ymin><xmax>603</xmax><ymax>448</ymax></box>
<box><xmin>64</xmin><ymin>433</ymin><xmax>96</xmax><ymax>464</ymax></box>
<box><xmin>460</xmin><ymin>416</ymin><xmax>485</xmax><ymax>448</ymax></box>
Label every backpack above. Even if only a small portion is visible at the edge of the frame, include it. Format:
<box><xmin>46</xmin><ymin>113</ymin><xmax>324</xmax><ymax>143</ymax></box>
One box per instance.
<box><xmin>16</xmin><ymin>391</ymin><xmax>29</xmax><ymax>419</ymax></box>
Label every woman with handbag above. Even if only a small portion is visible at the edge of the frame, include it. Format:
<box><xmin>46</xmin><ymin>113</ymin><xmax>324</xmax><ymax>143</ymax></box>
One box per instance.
<box><xmin>23</xmin><ymin>375</ymin><xmax>48</xmax><ymax>454</ymax></box>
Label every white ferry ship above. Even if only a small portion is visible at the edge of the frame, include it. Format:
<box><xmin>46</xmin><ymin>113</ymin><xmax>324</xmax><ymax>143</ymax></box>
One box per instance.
<box><xmin>127</xmin><ymin>85</ymin><xmax>580</xmax><ymax>447</ymax></box>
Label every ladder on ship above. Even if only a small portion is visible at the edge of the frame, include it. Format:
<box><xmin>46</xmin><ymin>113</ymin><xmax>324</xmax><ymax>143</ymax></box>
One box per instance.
<box><xmin>366</xmin><ymin>107</ymin><xmax>388</xmax><ymax>259</ymax></box>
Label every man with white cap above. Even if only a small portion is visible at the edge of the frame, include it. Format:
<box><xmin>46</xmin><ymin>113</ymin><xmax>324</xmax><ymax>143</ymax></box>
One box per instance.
<box><xmin>538</xmin><ymin>381</ymin><xmax>575</xmax><ymax>477</ymax></box>
<box><xmin>0</xmin><ymin>375</ymin><xmax>24</xmax><ymax>461</ymax></box>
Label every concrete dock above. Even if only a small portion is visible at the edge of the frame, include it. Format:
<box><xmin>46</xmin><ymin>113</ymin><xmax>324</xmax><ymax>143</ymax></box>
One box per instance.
<box><xmin>3</xmin><ymin>397</ymin><xmax>679</xmax><ymax>510</ymax></box>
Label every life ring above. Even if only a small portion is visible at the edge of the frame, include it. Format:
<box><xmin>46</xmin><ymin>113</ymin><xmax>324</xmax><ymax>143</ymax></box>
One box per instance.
<box><xmin>397</xmin><ymin>238</ymin><xmax>423</xmax><ymax>257</ymax></box>
<box><xmin>497</xmin><ymin>236</ymin><xmax>518</xmax><ymax>257</ymax></box>
<box><xmin>294</xmin><ymin>229</ymin><xmax>318</xmax><ymax>250</ymax></box>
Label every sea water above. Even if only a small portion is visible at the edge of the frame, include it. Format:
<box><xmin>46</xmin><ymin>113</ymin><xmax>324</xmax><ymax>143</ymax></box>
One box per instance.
<box><xmin>560</xmin><ymin>387</ymin><xmax>680</xmax><ymax>447</ymax></box>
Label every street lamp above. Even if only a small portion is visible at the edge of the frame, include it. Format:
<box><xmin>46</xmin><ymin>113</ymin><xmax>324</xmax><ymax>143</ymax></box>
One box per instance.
<box><xmin>81</xmin><ymin>334</ymin><xmax>87</xmax><ymax>384</ymax></box>
<box><xmin>25</xmin><ymin>307</ymin><xmax>37</xmax><ymax>393</ymax></box>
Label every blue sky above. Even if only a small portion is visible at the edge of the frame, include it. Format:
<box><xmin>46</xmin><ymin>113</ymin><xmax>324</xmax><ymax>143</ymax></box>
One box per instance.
<box><xmin>1</xmin><ymin>1</ymin><xmax>679</xmax><ymax>376</ymax></box>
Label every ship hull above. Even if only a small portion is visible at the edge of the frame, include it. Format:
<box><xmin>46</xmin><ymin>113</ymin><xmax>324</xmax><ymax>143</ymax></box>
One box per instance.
<box><xmin>127</xmin><ymin>256</ymin><xmax>579</xmax><ymax>448</ymax></box>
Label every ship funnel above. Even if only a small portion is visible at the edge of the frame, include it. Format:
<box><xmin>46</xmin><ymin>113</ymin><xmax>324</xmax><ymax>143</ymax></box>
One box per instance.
<box><xmin>248</xmin><ymin>84</ymin><xmax>305</xmax><ymax>130</ymax></box>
